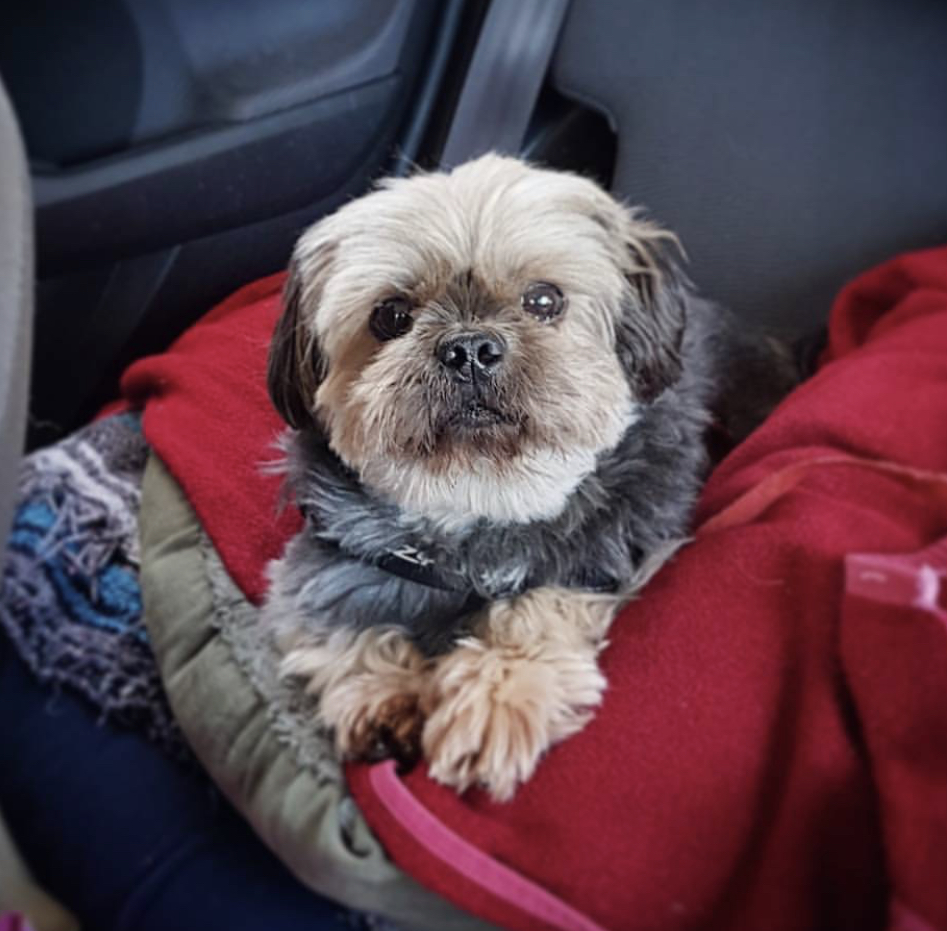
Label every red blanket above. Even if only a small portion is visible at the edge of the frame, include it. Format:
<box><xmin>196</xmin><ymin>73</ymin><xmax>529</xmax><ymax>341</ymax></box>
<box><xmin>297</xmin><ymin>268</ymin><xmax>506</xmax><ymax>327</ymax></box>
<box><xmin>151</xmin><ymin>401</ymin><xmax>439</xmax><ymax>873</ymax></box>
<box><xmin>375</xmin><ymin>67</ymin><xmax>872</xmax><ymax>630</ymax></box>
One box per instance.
<box><xmin>123</xmin><ymin>249</ymin><xmax>947</xmax><ymax>931</ymax></box>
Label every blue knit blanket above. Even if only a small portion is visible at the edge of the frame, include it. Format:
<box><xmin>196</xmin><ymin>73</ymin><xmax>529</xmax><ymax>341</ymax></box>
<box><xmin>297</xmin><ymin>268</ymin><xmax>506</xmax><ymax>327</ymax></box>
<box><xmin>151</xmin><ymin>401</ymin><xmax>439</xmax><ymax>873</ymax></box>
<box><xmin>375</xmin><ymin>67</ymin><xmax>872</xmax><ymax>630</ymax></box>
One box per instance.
<box><xmin>0</xmin><ymin>414</ymin><xmax>402</xmax><ymax>931</ymax></box>
<box><xmin>0</xmin><ymin>413</ymin><xmax>188</xmax><ymax>760</ymax></box>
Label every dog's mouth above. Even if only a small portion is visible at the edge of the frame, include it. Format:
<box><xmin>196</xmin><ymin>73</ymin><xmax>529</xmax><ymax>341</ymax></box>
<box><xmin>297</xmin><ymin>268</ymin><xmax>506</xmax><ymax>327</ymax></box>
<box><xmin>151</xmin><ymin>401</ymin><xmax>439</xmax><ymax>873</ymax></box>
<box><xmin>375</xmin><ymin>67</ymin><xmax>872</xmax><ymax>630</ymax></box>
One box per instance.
<box><xmin>448</xmin><ymin>402</ymin><xmax>513</xmax><ymax>429</ymax></box>
<box><xmin>424</xmin><ymin>382</ymin><xmax>526</xmax><ymax>459</ymax></box>
<box><xmin>440</xmin><ymin>379</ymin><xmax>519</xmax><ymax>434</ymax></box>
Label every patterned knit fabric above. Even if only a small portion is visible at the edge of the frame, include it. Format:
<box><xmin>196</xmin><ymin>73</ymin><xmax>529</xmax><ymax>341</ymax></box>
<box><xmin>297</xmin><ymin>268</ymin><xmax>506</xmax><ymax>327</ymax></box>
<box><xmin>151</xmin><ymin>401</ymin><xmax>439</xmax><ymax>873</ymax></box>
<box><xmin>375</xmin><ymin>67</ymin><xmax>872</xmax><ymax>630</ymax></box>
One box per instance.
<box><xmin>0</xmin><ymin>414</ymin><xmax>405</xmax><ymax>931</ymax></box>
<box><xmin>0</xmin><ymin>413</ymin><xmax>188</xmax><ymax>761</ymax></box>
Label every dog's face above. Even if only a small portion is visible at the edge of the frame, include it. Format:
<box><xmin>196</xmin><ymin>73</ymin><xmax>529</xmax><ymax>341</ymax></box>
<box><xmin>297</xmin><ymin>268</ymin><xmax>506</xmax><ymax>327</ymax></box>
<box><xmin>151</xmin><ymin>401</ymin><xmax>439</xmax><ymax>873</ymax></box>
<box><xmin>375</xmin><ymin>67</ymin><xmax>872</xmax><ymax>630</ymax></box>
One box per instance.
<box><xmin>269</xmin><ymin>155</ymin><xmax>688</xmax><ymax>526</ymax></box>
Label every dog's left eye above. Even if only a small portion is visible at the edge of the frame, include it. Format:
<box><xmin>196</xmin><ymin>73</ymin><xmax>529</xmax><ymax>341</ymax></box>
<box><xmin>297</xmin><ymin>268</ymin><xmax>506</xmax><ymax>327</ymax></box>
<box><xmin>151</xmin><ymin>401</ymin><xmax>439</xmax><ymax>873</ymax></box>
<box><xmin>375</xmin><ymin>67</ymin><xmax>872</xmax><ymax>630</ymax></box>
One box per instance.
<box><xmin>370</xmin><ymin>296</ymin><xmax>414</xmax><ymax>341</ymax></box>
<box><xmin>522</xmin><ymin>282</ymin><xmax>565</xmax><ymax>321</ymax></box>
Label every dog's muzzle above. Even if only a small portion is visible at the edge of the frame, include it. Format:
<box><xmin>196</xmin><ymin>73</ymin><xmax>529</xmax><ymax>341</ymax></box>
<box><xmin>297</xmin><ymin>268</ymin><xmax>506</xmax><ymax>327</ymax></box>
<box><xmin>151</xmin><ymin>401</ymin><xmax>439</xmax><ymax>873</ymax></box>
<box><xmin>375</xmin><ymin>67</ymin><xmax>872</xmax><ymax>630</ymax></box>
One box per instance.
<box><xmin>436</xmin><ymin>332</ymin><xmax>513</xmax><ymax>429</ymax></box>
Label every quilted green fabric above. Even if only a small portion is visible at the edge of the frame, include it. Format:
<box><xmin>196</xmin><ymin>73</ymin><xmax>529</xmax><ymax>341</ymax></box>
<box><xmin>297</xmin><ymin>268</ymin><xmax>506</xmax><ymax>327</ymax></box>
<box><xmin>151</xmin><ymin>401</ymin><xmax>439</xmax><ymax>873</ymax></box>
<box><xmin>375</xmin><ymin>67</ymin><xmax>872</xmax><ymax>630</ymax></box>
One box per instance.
<box><xmin>138</xmin><ymin>453</ymin><xmax>493</xmax><ymax>931</ymax></box>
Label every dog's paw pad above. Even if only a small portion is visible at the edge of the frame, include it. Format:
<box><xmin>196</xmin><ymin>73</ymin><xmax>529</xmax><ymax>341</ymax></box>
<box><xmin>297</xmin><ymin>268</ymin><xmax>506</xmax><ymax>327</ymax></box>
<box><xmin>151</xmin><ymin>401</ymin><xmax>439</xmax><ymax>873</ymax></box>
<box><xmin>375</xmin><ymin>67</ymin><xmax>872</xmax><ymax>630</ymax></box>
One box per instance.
<box><xmin>370</xmin><ymin>693</ymin><xmax>426</xmax><ymax>768</ymax></box>
<box><xmin>322</xmin><ymin>681</ymin><xmax>426</xmax><ymax>764</ymax></box>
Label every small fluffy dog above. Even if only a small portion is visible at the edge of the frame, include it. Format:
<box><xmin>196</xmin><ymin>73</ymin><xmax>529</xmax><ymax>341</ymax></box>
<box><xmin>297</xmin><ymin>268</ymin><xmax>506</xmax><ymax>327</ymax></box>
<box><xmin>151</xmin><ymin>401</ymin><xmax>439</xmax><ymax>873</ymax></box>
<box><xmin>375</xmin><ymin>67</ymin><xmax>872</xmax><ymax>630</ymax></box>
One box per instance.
<box><xmin>264</xmin><ymin>154</ymin><xmax>795</xmax><ymax>800</ymax></box>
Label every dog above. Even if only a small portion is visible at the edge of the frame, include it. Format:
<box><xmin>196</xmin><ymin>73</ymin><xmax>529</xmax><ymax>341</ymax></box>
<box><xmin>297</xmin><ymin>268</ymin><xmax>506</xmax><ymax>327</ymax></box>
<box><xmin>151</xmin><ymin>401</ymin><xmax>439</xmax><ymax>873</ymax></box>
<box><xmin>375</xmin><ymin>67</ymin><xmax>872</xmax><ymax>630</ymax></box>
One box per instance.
<box><xmin>263</xmin><ymin>154</ymin><xmax>796</xmax><ymax>801</ymax></box>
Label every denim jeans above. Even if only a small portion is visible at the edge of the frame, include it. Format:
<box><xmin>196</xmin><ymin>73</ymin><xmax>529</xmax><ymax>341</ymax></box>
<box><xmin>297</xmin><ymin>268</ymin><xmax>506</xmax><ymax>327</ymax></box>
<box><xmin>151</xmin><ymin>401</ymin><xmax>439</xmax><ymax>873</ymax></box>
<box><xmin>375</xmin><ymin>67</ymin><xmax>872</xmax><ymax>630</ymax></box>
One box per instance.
<box><xmin>0</xmin><ymin>628</ymin><xmax>359</xmax><ymax>931</ymax></box>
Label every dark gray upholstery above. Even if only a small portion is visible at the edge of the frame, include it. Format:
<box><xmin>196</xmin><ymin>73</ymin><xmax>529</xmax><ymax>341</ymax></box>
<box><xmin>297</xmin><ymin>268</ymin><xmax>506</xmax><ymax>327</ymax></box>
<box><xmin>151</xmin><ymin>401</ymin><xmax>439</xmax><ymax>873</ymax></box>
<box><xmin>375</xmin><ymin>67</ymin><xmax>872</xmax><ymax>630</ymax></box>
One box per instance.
<box><xmin>553</xmin><ymin>0</ymin><xmax>947</xmax><ymax>335</ymax></box>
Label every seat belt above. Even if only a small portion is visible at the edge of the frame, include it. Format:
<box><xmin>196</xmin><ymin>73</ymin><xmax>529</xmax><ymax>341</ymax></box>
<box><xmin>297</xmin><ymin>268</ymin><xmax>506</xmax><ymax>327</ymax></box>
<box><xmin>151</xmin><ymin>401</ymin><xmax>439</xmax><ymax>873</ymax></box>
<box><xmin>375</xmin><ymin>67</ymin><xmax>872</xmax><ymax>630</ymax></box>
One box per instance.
<box><xmin>439</xmin><ymin>0</ymin><xmax>571</xmax><ymax>167</ymax></box>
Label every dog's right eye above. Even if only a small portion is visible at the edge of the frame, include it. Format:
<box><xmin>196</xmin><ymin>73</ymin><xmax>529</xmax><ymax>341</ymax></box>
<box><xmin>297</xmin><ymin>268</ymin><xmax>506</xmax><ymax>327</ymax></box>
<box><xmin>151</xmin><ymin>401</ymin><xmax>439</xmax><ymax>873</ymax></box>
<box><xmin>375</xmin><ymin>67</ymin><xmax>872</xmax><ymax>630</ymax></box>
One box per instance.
<box><xmin>522</xmin><ymin>282</ymin><xmax>565</xmax><ymax>321</ymax></box>
<box><xmin>370</xmin><ymin>297</ymin><xmax>413</xmax><ymax>341</ymax></box>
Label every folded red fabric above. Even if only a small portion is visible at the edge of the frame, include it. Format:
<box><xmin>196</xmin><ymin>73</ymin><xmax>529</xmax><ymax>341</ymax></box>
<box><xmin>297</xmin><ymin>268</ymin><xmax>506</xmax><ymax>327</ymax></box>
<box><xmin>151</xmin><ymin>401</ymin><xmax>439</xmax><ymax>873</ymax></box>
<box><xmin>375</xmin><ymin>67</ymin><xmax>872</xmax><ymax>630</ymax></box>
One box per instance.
<box><xmin>123</xmin><ymin>249</ymin><xmax>947</xmax><ymax>931</ymax></box>
<box><xmin>122</xmin><ymin>272</ymin><xmax>299</xmax><ymax>603</ymax></box>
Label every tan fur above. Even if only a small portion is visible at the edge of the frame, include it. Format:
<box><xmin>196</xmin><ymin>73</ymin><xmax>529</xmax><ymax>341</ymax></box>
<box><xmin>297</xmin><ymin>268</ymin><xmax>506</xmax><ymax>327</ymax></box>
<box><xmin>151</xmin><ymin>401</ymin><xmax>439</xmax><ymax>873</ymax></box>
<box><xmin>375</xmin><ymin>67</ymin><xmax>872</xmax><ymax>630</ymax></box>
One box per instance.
<box><xmin>315</xmin><ymin>327</ymin><xmax>380</xmax><ymax>456</ymax></box>
<box><xmin>277</xmin><ymin>537</ymin><xmax>684</xmax><ymax>799</ymax></box>
<box><xmin>423</xmin><ymin>538</ymin><xmax>681</xmax><ymax>797</ymax></box>
<box><xmin>279</xmin><ymin>590</ymin><xmax>622</xmax><ymax>799</ymax></box>
<box><xmin>357</xmin><ymin>445</ymin><xmax>622</xmax><ymax>532</ymax></box>
<box><xmin>281</xmin><ymin>626</ymin><xmax>432</xmax><ymax>760</ymax></box>
<box><xmin>422</xmin><ymin>588</ymin><xmax>620</xmax><ymax>800</ymax></box>
<box><xmin>285</xmin><ymin>154</ymin><xmax>671</xmax><ymax>525</ymax></box>
<box><xmin>271</xmin><ymin>155</ymin><xmax>693</xmax><ymax>798</ymax></box>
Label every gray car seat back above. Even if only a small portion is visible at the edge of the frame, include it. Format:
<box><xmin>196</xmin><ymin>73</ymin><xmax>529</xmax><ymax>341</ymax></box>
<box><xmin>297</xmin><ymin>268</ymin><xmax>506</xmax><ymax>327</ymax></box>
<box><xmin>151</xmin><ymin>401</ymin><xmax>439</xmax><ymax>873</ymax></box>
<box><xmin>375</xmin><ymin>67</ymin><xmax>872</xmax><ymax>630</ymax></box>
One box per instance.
<box><xmin>0</xmin><ymin>77</ymin><xmax>32</xmax><ymax>540</ymax></box>
<box><xmin>553</xmin><ymin>0</ymin><xmax>947</xmax><ymax>335</ymax></box>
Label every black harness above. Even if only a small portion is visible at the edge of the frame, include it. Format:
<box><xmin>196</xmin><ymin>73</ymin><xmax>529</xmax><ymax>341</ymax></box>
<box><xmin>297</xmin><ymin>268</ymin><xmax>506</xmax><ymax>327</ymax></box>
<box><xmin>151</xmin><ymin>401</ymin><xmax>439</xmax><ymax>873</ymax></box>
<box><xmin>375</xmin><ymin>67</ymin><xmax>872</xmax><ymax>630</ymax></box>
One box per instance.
<box><xmin>372</xmin><ymin>544</ymin><xmax>471</xmax><ymax>593</ymax></box>
<box><xmin>320</xmin><ymin>526</ymin><xmax>617</xmax><ymax>601</ymax></box>
<box><xmin>300</xmin><ymin>500</ymin><xmax>619</xmax><ymax>606</ymax></box>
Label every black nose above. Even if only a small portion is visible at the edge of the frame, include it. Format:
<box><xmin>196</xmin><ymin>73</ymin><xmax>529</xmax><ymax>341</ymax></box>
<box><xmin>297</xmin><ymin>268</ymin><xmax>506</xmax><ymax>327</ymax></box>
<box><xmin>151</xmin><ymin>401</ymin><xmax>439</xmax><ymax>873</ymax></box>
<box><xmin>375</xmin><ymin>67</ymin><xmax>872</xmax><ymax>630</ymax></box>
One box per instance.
<box><xmin>436</xmin><ymin>333</ymin><xmax>505</xmax><ymax>380</ymax></box>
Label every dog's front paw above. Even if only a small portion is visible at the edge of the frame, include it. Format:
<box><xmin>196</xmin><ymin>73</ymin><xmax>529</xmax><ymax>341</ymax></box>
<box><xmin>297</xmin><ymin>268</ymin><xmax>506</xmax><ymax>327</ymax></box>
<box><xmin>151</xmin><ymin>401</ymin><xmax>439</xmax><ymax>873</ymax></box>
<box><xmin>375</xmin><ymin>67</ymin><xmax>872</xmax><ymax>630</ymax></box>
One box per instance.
<box><xmin>280</xmin><ymin>628</ymin><xmax>430</xmax><ymax>767</ymax></box>
<box><xmin>422</xmin><ymin>638</ymin><xmax>606</xmax><ymax>801</ymax></box>
<box><xmin>323</xmin><ymin>684</ymin><xmax>426</xmax><ymax>767</ymax></box>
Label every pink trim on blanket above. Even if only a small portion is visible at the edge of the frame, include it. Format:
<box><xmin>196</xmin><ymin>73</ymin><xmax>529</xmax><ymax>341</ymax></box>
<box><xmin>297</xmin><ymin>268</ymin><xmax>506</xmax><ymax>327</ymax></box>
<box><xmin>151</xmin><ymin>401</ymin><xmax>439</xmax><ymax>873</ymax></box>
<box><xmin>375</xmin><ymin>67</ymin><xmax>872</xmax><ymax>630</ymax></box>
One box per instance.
<box><xmin>846</xmin><ymin>536</ymin><xmax>947</xmax><ymax>627</ymax></box>
<box><xmin>889</xmin><ymin>900</ymin><xmax>940</xmax><ymax>931</ymax></box>
<box><xmin>369</xmin><ymin>761</ymin><xmax>611</xmax><ymax>931</ymax></box>
<box><xmin>0</xmin><ymin>914</ymin><xmax>34</xmax><ymax>931</ymax></box>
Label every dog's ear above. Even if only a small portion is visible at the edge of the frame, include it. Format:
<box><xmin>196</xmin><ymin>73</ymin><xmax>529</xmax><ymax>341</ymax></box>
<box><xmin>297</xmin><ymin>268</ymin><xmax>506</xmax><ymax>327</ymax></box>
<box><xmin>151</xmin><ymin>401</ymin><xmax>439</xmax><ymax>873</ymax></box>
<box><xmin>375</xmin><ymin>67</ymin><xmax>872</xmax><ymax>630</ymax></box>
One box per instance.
<box><xmin>267</xmin><ymin>245</ymin><xmax>331</xmax><ymax>428</ymax></box>
<box><xmin>599</xmin><ymin>207</ymin><xmax>689</xmax><ymax>402</ymax></box>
